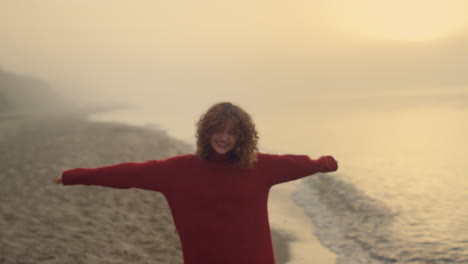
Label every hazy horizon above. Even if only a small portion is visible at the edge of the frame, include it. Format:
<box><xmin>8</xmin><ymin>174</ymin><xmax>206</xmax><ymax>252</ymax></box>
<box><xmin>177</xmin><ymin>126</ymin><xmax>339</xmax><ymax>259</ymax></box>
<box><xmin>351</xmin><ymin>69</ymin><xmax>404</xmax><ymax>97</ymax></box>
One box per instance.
<box><xmin>1</xmin><ymin>1</ymin><xmax>467</xmax><ymax>143</ymax></box>
<box><xmin>2</xmin><ymin>1</ymin><xmax>467</xmax><ymax>101</ymax></box>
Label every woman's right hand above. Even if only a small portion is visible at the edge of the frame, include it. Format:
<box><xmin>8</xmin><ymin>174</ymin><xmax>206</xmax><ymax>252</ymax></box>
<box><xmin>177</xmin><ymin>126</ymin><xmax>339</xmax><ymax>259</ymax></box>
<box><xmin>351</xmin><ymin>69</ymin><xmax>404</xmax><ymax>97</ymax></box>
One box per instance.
<box><xmin>53</xmin><ymin>175</ymin><xmax>62</xmax><ymax>184</ymax></box>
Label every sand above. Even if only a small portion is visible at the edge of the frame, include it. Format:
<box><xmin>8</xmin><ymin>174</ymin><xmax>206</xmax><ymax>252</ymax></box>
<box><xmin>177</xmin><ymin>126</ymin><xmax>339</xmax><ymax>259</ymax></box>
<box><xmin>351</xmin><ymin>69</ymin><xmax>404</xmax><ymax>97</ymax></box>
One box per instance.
<box><xmin>0</xmin><ymin>113</ymin><xmax>336</xmax><ymax>263</ymax></box>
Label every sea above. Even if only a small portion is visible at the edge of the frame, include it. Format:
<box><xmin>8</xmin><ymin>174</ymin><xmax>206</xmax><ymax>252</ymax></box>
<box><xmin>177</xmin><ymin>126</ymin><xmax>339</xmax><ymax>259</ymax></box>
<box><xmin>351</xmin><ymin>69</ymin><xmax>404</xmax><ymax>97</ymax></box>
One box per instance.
<box><xmin>88</xmin><ymin>90</ymin><xmax>468</xmax><ymax>264</ymax></box>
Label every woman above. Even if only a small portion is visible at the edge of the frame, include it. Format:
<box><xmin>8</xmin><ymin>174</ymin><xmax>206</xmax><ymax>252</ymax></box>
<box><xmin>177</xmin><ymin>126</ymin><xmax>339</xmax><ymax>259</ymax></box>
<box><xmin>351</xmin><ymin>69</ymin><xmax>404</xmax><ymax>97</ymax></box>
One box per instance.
<box><xmin>54</xmin><ymin>102</ymin><xmax>338</xmax><ymax>264</ymax></box>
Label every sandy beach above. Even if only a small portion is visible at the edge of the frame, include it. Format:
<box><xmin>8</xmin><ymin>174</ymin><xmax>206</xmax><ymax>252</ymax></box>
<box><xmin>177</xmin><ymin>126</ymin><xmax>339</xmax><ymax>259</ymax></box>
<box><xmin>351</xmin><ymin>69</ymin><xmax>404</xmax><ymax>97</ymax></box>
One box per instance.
<box><xmin>0</xmin><ymin>113</ymin><xmax>336</xmax><ymax>264</ymax></box>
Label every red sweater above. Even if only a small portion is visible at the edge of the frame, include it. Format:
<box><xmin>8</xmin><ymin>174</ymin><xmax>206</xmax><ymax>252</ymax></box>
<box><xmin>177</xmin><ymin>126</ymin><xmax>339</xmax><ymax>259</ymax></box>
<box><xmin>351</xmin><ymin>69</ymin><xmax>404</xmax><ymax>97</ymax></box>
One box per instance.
<box><xmin>62</xmin><ymin>152</ymin><xmax>337</xmax><ymax>264</ymax></box>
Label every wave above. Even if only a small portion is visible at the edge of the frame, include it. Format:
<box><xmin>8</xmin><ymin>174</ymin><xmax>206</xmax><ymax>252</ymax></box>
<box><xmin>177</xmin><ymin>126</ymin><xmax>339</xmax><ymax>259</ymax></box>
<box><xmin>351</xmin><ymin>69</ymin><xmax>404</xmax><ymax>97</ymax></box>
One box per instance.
<box><xmin>294</xmin><ymin>173</ymin><xmax>401</xmax><ymax>264</ymax></box>
<box><xmin>294</xmin><ymin>173</ymin><xmax>468</xmax><ymax>263</ymax></box>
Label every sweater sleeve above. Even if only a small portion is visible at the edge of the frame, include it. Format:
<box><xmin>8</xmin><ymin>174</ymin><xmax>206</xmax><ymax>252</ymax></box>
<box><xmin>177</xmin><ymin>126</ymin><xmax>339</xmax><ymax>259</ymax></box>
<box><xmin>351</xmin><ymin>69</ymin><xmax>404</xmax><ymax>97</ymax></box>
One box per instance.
<box><xmin>262</xmin><ymin>154</ymin><xmax>337</xmax><ymax>186</ymax></box>
<box><xmin>61</xmin><ymin>155</ymin><xmax>184</xmax><ymax>193</ymax></box>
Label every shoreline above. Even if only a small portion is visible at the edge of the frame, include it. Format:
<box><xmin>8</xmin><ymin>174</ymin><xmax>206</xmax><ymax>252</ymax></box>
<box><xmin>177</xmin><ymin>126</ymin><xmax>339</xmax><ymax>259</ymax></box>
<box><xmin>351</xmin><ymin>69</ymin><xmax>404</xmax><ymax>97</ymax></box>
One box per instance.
<box><xmin>269</xmin><ymin>181</ymin><xmax>337</xmax><ymax>264</ymax></box>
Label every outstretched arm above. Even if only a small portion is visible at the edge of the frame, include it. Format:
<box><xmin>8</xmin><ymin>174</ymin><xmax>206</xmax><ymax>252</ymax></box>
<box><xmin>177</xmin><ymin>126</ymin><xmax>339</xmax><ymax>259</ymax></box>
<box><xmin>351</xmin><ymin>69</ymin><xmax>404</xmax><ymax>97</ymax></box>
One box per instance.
<box><xmin>262</xmin><ymin>154</ymin><xmax>338</xmax><ymax>186</ymax></box>
<box><xmin>53</xmin><ymin>158</ymin><xmax>178</xmax><ymax>192</ymax></box>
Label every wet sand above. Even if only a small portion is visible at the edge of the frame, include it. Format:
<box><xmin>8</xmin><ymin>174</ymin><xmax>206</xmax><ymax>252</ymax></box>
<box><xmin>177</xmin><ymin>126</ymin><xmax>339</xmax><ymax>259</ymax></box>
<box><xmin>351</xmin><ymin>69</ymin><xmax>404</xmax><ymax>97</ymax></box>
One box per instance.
<box><xmin>269</xmin><ymin>182</ymin><xmax>337</xmax><ymax>264</ymax></box>
<box><xmin>0</xmin><ymin>113</ymin><xmax>333</xmax><ymax>263</ymax></box>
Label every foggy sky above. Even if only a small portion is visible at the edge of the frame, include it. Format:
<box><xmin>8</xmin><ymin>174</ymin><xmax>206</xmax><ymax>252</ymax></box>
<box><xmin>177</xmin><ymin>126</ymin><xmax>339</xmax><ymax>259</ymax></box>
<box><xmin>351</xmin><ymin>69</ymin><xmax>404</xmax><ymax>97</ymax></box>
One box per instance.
<box><xmin>1</xmin><ymin>1</ymin><xmax>467</xmax><ymax>110</ymax></box>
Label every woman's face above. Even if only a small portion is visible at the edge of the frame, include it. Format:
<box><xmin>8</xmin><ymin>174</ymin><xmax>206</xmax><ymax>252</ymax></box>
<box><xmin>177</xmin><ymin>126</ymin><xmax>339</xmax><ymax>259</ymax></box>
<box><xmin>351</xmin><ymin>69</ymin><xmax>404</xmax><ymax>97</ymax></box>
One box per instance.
<box><xmin>210</xmin><ymin>120</ymin><xmax>238</xmax><ymax>154</ymax></box>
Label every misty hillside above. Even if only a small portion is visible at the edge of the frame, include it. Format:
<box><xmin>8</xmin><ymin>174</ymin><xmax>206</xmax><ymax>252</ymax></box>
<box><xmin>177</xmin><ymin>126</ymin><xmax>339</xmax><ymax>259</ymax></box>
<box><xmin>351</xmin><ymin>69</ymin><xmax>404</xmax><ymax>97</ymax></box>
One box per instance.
<box><xmin>0</xmin><ymin>68</ymin><xmax>66</xmax><ymax>113</ymax></box>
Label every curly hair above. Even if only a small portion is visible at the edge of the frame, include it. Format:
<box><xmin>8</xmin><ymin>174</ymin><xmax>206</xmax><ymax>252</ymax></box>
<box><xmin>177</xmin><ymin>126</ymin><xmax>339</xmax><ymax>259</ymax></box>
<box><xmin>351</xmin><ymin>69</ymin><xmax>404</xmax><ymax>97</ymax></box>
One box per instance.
<box><xmin>196</xmin><ymin>102</ymin><xmax>259</xmax><ymax>168</ymax></box>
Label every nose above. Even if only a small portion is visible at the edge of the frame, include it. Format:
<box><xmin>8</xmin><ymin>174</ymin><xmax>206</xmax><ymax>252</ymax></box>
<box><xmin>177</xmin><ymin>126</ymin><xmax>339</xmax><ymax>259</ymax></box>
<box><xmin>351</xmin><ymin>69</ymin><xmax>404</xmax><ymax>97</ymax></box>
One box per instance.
<box><xmin>221</xmin><ymin>132</ymin><xmax>229</xmax><ymax>139</ymax></box>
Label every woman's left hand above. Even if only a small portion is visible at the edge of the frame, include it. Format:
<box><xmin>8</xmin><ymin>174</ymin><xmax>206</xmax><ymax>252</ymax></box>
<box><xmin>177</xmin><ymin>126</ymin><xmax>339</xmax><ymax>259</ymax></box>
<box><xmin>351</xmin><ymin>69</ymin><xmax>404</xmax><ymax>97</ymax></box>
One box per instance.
<box><xmin>319</xmin><ymin>156</ymin><xmax>338</xmax><ymax>172</ymax></box>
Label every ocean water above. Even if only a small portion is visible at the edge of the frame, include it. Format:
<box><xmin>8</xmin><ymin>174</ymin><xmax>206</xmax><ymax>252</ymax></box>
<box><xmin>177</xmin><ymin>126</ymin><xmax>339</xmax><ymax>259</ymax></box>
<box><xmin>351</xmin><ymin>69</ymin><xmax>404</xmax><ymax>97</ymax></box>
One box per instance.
<box><xmin>88</xmin><ymin>94</ymin><xmax>468</xmax><ymax>263</ymax></box>
<box><xmin>294</xmin><ymin>105</ymin><xmax>468</xmax><ymax>263</ymax></box>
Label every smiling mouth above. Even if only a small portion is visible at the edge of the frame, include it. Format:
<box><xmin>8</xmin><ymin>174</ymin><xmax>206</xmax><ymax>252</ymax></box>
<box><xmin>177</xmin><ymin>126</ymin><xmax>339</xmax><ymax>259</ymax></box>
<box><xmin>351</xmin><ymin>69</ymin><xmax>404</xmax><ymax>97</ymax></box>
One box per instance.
<box><xmin>215</xmin><ymin>141</ymin><xmax>230</xmax><ymax>148</ymax></box>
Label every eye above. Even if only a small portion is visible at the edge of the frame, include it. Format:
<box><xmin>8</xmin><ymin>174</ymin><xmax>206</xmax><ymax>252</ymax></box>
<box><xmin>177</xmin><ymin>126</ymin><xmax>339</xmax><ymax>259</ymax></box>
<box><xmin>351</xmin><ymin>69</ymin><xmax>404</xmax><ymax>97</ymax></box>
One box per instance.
<box><xmin>228</xmin><ymin>129</ymin><xmax>238</xmax><ymax>136</ymax></box>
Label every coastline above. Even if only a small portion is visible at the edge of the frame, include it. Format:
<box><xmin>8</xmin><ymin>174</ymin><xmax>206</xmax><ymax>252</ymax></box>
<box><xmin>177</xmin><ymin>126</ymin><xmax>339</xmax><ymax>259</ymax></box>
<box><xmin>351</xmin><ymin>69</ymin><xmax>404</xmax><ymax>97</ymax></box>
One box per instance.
<box><xmin>269</xmin><ymin>181</ymin><xmax>337</xmax><ymax>264</ymax></box>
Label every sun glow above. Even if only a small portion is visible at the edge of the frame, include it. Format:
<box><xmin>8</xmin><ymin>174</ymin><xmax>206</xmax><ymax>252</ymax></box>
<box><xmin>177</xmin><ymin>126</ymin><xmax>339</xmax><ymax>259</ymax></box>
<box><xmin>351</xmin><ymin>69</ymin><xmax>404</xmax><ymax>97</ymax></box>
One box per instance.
<box><xmin>325</xmin><ymin>0</ymin><xmax>468</xmax><ymax>42</ymax></box>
